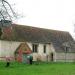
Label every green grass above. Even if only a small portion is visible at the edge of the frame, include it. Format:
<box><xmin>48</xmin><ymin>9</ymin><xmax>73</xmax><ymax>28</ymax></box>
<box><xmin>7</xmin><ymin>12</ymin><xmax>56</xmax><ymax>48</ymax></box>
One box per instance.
<box><xmin>0</xmin><ymin>62</ymin><xmax>75</xmax><ymax>75</ymax></box>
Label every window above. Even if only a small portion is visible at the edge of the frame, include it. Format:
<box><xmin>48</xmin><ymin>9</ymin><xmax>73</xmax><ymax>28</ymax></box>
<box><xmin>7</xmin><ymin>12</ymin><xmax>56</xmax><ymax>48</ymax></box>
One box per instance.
<box><xmin>0</xmin><ymin>28</ymin><xmax>2</xmax><ymax>37</ymax></box>
<box><xmin>65</xmin><ymin>47</ymin><xmax>71</xmax><ymax>52</ymax></box>
<box><xmin>44</xmin><ymin>45</ymin><xmax>46</xmax><ymax>53</ymax></box>
<box><xmin>32</xmin><ymin>44</ymin><xmax>38</xmax><ymax>53</ymax></box>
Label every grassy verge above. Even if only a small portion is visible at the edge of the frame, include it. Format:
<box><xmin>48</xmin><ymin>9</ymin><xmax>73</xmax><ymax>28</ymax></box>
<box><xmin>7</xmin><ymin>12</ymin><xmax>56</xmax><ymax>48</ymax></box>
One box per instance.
<box><xmin>0</xmin><ymin>62</ymin><xmax>75</xmax><ymax>75</ymax></box>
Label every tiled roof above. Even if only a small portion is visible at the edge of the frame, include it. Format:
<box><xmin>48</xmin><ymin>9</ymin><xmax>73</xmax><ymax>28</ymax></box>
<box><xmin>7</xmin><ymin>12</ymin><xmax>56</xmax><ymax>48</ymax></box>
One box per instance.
<box><xmin>1</xmin><ymin>24</ymin><xmax>75</xmax><ymax>52</ymax></box>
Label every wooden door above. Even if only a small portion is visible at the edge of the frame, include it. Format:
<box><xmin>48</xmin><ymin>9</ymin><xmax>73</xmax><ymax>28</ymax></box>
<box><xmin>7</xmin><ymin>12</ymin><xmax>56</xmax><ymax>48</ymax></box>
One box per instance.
<box><xmin>22</xmin><ymin>54</ymin><xmax>28</xmax><ymax>63</ymax></box>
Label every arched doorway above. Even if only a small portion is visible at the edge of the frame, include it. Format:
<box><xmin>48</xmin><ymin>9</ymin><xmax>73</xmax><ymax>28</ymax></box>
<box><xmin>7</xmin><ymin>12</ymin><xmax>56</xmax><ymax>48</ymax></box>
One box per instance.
<box><xmin>15</xmin><ymin>43</ymin><xmax>32</xmax><ymax>63</ymax></box>
<box><xmin>50</xmin><ymin>52</ymin><xmax>54</xmax><ymax>61</ymax></box>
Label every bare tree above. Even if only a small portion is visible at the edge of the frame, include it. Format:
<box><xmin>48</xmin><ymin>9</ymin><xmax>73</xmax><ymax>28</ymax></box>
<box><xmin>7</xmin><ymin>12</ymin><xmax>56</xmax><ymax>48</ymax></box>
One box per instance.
<box><xmin>0</xmin><ymin>0</ymin><xmax>17</xmax><ymax>21</ymax></box>
<box><xmin>0</xmin><ymin>0</ymin><xmax>19</xmax><ymax>38</ymax></box>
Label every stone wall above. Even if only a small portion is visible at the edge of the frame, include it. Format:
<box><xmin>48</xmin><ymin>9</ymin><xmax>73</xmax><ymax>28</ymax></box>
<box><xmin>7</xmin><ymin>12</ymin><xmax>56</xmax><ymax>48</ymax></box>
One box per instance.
<box><xmin>0</xmin><ymin>40</ymin><xmax>55</xmax><ymax>62</ymax></box>
<box><xmin>56</xmin><ymin>52</ymin><xmax>75</xmax><ymax>62</ymax></box>
<box><xmin>0</xmin><ymin>40</ymin><xmax>21</xmax><ymax>60</ymax></box>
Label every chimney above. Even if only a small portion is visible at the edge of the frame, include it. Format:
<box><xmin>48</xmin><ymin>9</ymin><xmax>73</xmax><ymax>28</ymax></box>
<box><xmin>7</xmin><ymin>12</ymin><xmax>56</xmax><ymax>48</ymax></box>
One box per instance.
<box><xmin>0</xmin><ymin>20</ymin><xmax>13</xmax><ymax>40</ymax></box>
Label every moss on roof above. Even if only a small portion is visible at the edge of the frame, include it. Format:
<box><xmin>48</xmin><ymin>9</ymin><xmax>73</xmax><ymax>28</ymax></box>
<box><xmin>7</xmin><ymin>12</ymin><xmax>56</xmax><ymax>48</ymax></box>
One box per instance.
<box><xmin>1</xmin><ymin>24</ymin><xmax>75</xmax><ymax>52</ymax></box>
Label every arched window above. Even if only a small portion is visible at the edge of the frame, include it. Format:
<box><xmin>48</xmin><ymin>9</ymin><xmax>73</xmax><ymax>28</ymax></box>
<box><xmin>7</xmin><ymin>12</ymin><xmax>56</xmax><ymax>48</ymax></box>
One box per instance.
<box><xmin>43</xmin><ymin>45</ymin><xmax>46</xmax><ymax>53</ymax></box>
<box><xmin>32</xmin><ymin>44</ymin><xmax>38</xmax><ymax>53</ymax></box>
<box><xmin>0</xmin><ymin>28</ymin><xmax>2</xmax><ymax>38</ymax></box>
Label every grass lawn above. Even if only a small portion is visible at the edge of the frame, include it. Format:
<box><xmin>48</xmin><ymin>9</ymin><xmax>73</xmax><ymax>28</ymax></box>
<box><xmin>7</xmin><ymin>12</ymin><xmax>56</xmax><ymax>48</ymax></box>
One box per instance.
<box><xmin>0</xmin><ymin>62</ymin><xmax>75</xmax><ymax>75</ymax></box>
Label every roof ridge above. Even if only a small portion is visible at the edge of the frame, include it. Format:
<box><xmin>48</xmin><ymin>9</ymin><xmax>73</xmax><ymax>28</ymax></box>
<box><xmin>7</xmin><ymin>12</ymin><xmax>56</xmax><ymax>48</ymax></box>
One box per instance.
<box><xmin>12</xmin><ymin>24</ymin><xmax>69</xmax><ymax>33</ymax></box>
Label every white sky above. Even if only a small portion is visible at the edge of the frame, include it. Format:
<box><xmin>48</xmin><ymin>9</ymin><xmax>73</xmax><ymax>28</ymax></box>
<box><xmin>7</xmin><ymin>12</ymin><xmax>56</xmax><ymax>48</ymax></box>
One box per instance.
<box><xmin>8</xmin><ymin>0</ymin><xmax>75</xmax><ymax>38</ymax></box>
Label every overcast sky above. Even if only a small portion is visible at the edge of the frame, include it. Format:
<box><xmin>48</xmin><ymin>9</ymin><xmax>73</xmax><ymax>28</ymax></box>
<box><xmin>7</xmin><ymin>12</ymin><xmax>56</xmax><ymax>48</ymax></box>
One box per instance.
<box><xmin>8</xmin><ymin>0</ymin><xmax>75</xmax><ymax>37</ymax></box>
